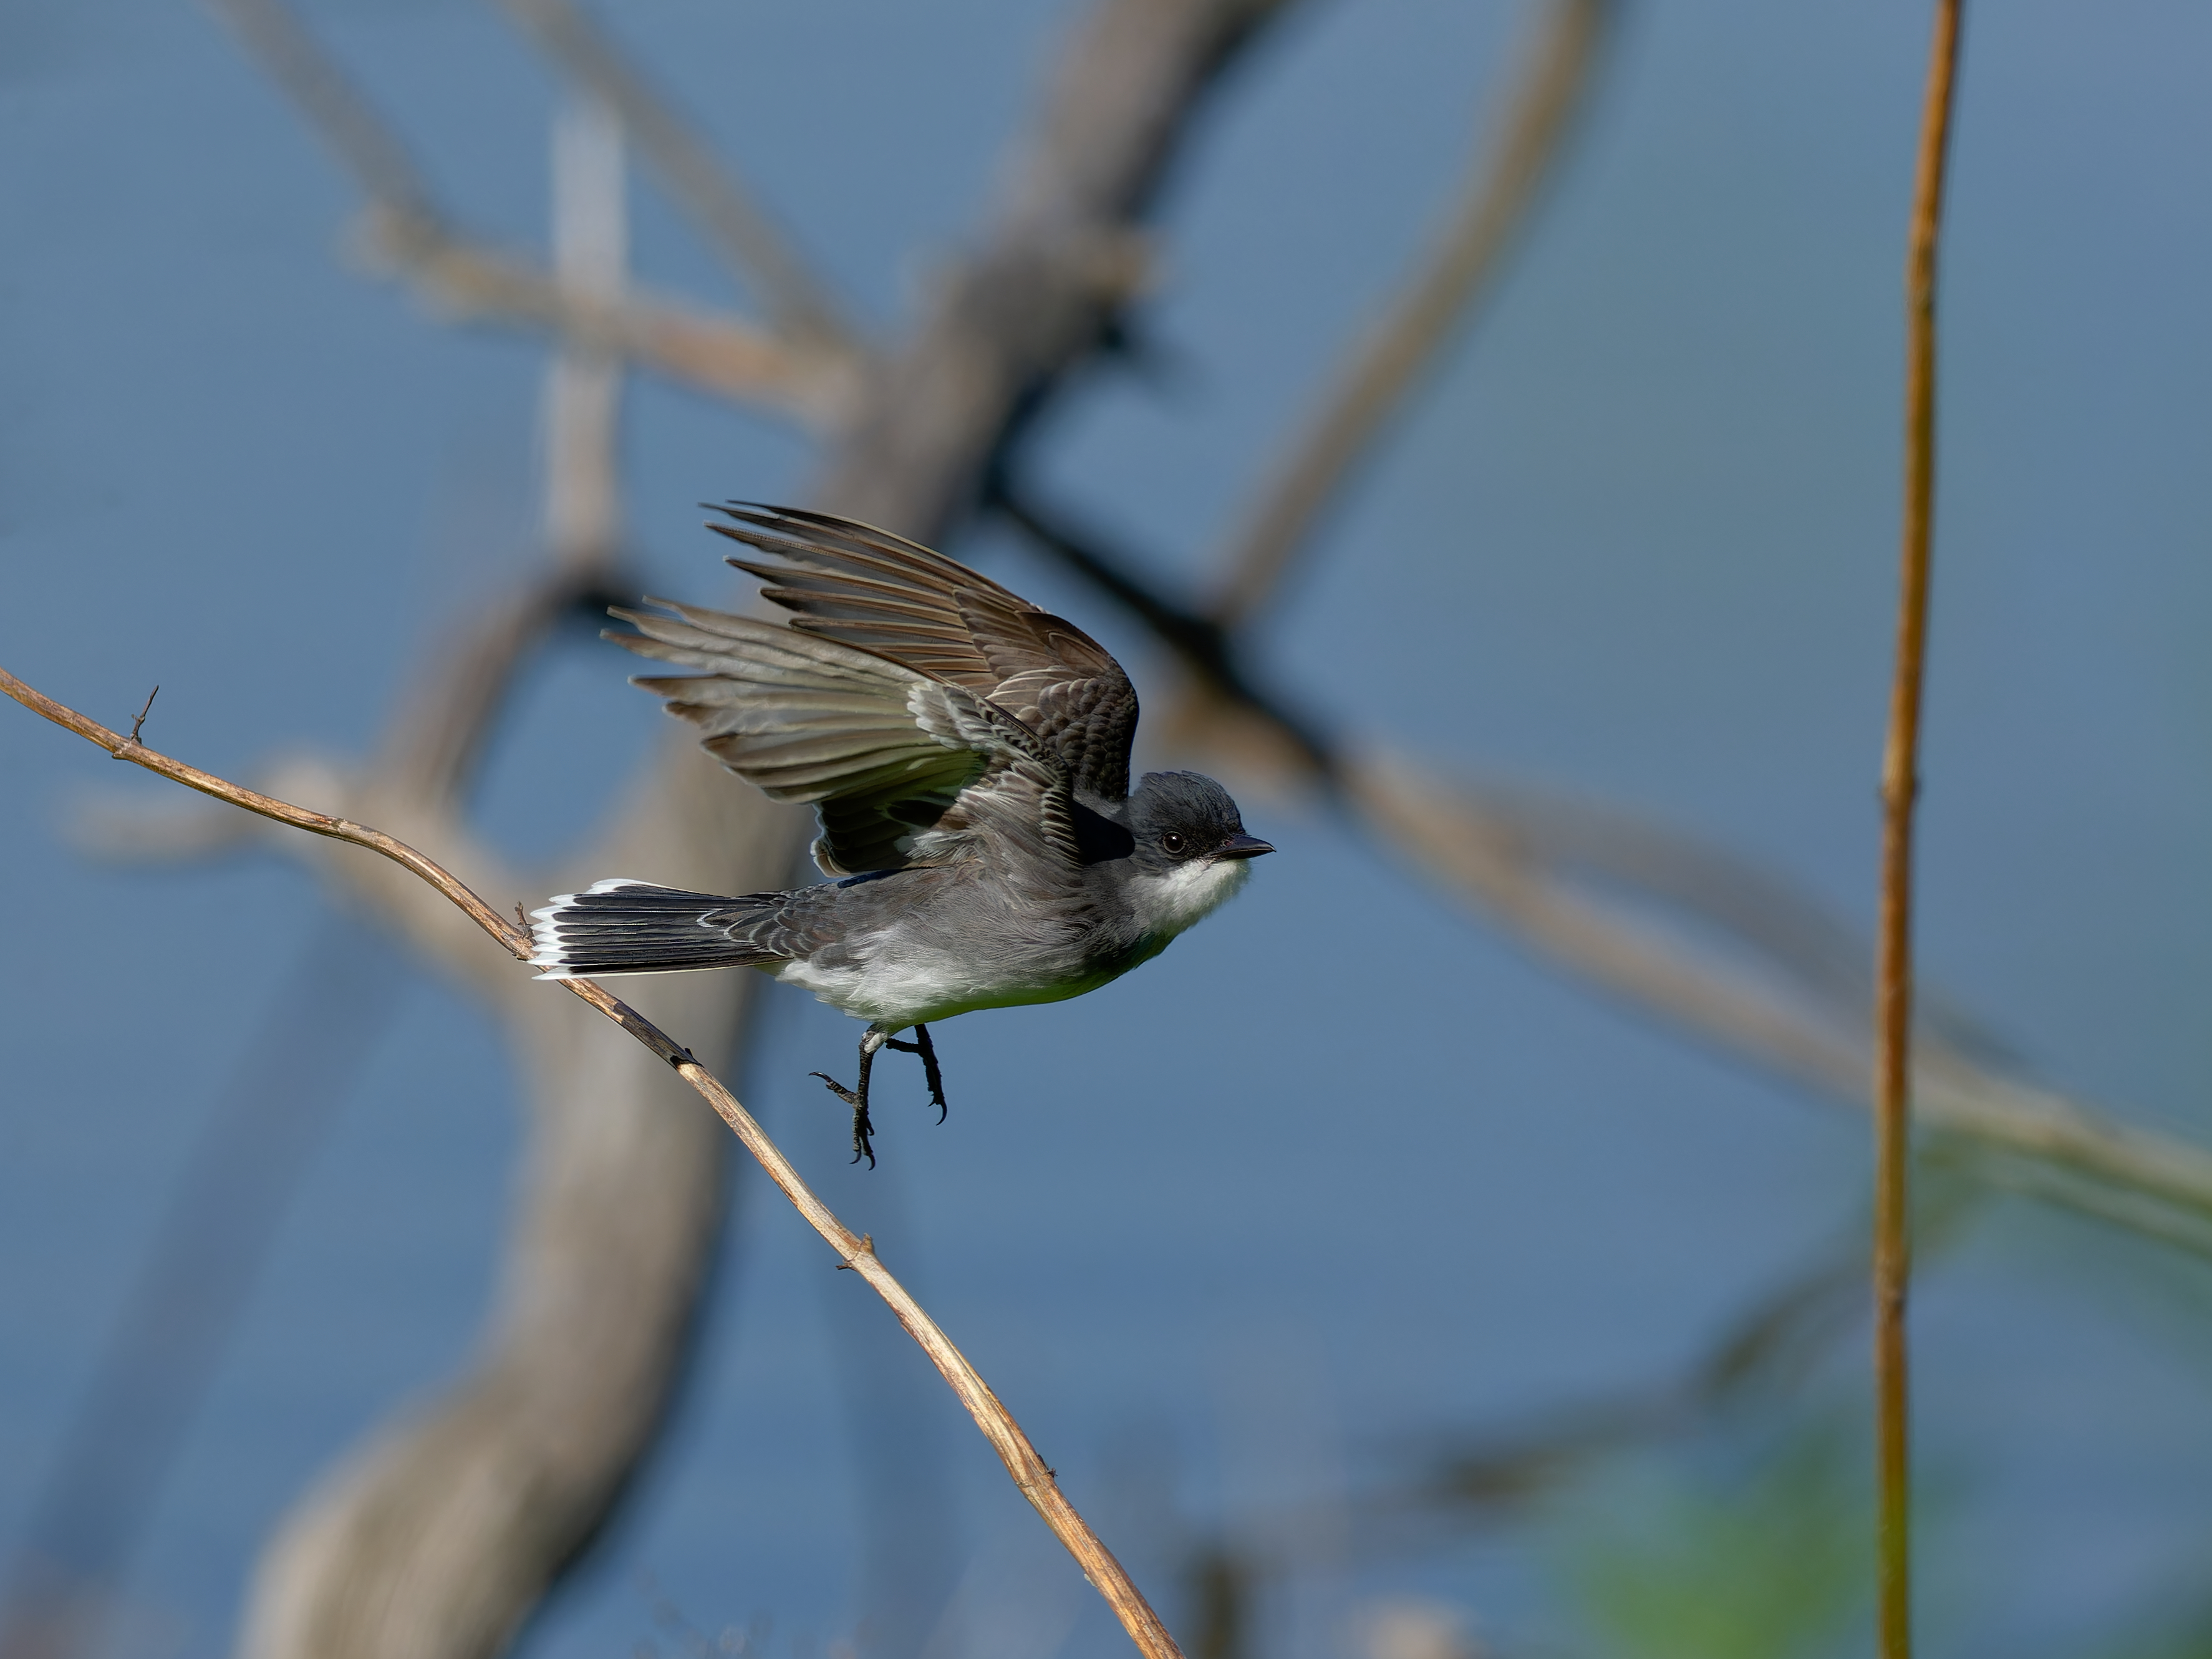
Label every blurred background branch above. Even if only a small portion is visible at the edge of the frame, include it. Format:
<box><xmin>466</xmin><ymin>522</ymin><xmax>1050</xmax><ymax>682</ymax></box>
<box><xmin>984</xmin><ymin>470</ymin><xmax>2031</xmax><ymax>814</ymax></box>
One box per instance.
<box><xmin>487</xmin><ymin>0</ymin><xmax>862</xmax><ymax>362</ymax></box>
<box><xmin>202</xmin><ymin>0</ymin><xmax>846</xmax><ymax>422</ymax></box>
<box><xmin>988</xmin><ymin>485</ymin><xmax>2212</xmax><ymax>1256</ymax></box>
<box><xmin>1207</xmin><ymin>0</ymin><xmax>1617</xmax><ymax>627</ymax></box>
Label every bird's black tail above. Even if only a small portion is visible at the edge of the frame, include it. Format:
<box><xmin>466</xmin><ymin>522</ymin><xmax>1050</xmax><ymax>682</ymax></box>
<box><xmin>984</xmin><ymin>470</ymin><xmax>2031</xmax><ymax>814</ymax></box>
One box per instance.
<box><xmin>528</xmin><ymin>879</ymin><xmax>788</xmax><ymax>979</ymax></box>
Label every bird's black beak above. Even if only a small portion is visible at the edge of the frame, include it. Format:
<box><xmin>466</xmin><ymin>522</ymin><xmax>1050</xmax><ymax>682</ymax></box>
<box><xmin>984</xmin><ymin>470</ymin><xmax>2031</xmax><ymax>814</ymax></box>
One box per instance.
<box><xmin>1215</xmin><ymin>833</ymin><xmax>1275</xmax><ymax>859</ymax></box>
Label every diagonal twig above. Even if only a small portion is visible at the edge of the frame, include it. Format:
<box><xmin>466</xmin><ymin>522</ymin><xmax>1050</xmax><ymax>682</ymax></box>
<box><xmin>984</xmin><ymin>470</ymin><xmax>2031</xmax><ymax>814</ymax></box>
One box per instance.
<box><xmin>0</xmin><ymin>665</ymin><xmax>1186</xmax><ymax>1659</ymax></box>
<box><xmin>1208</xmin><ymin>0</ymin><xmax>1617</xmax><ymax>626</ymax></box>
<box><xmin>201</xmin><ymin>0</ymin><xmax>441</xmax><ymax>226</ymax></box>
<box><xmin>0</xmin><ymin>551</ymin><xmax>614</xmax><ymax>1659</ymax></box>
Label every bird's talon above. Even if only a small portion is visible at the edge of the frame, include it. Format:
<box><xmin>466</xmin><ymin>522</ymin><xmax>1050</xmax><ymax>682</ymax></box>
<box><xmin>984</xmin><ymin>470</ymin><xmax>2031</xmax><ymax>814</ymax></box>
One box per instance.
<box><xmin>811</xmin><ymin>1070</ymin><xmax>861</xmax><ymax>1107</ymax></box>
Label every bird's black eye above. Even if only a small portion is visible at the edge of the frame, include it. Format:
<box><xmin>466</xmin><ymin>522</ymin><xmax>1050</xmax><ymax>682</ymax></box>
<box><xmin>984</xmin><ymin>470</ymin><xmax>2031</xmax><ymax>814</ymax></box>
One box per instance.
<box><xmin>1160</xmin><ymin>831</ymin><xmax>1187</xmax><ymax>855</ymax></box>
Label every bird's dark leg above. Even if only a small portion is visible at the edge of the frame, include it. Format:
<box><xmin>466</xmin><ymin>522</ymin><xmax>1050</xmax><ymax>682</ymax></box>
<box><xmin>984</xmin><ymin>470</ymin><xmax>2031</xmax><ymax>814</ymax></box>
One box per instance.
<box><xmin>886</xmin><ymin>1023</ymin><xmax>949</xmax><ymax>1124</ymax></box>
<box><xmin>812</xmin><ymin>1027</ymin><xmax>889</xmax><ymax>1168</ymax></box>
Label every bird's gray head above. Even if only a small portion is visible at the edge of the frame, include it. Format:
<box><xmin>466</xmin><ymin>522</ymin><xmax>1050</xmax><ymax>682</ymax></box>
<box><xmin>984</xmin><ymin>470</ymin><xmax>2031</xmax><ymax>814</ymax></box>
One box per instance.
<box><xmin>1119</xmin><ymin>770</ymin><xmax>1273</xmax><ymax>940</ymax></box>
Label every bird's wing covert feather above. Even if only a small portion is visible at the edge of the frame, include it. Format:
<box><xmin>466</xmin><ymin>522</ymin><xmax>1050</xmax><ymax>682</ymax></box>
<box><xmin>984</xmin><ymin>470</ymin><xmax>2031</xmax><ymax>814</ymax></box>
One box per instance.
<box><xmin>613</xmin><ymin>599</ymin><xmax>1075</xmax><ymax>876</ymax></box>
<box><xmin>705</xmin><ymin>502</ymin><xmax>1139</xmax><ymax>802</ymax></box>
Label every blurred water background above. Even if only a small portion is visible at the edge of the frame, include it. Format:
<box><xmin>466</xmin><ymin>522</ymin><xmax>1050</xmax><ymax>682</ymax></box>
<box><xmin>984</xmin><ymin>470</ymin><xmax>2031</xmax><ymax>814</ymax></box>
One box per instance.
<box><xmin>2</xmin><ymin>1</ymin><xmax>2210</xmax><ymax>1655</ymax></box>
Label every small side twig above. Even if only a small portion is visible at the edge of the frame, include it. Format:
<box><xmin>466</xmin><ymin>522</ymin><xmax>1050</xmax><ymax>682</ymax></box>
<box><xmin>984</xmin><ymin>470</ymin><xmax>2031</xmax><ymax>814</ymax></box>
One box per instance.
<box><xmin>1875</xmin><ymin>4</ymin><xmax>1964</xmax><ymax>1655</ymax></box>
<box><xmin>122</xmin><ymin>686</ymin><xmax>159</xmax><ymax>749</ymax></box>
<box><xmin>0</xmin><ymin>664</ymin><xmax>1184</xmax><ymax>1659</ymax></box>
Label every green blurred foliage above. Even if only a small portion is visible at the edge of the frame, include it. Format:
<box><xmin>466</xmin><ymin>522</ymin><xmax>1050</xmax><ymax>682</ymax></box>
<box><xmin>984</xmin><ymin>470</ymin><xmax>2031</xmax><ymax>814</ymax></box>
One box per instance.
<box><xmin>1548</xmin><ymin>1420</ymin><xmax>1869</xmax><ymax>1659</ymax></box>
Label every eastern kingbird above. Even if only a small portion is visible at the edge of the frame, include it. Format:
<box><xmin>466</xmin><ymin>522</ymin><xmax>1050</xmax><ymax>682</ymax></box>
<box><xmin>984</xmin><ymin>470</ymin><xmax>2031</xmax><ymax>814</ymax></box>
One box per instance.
<box><xmin>529</xmin><ymin>504</ymin><xmax>1273</xmax><ymax>1164</ymax></box>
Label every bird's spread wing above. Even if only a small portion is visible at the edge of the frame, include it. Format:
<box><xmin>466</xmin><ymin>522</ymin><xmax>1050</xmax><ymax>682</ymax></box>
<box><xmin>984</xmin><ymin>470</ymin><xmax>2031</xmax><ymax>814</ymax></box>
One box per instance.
<box><xmin>705</xmin><ymin>503</ymin><xmax>1139</xmax><ymax>803</ymax></box>
<box><xmin>612</xmin><ymin>599</ymin><xmax>1076</xmax><ymax>876</ymax></box>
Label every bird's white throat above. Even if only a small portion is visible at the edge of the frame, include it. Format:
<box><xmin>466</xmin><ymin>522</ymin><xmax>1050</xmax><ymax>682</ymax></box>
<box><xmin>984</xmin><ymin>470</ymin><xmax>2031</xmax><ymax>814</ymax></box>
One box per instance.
<box><xmin>1126</xmin><ymin>855</ymin><xmax>1252</xmax><ymax>942</ymax></box>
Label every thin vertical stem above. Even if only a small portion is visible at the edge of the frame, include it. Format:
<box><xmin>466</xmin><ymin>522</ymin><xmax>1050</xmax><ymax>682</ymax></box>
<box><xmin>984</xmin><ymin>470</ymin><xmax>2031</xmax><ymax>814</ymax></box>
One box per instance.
<box><xmin>1876</xmin><ymin>4</ymin><xmax>1963</xmax><ymax>1657</ymax></box>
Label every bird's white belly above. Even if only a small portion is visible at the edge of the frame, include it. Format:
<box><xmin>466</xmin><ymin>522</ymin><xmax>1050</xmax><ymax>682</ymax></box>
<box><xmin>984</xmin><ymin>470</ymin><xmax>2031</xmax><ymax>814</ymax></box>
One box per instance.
<box><xmin>774</xmin><ymin>939</ymin><xmax>1151</xmax><ymax>1030</ymax></box>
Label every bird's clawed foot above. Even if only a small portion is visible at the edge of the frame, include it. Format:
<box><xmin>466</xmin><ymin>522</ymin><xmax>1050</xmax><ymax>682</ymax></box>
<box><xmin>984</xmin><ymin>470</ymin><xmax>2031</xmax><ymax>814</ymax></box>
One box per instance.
<box><xmin>816</xmin><ymin>1027</ymin><xmax>944</xmax><ymax>1167</ymax></box>
<box><xmin>817</xmin><ymin>1027</ymin><xmax>889</xmax><ymax>1167</ymax></box>
<box><xmin>811</xmin><ymin>1071</ymin><xmax>877</xmax><ymax>1168</ymax></box>
<box><xmin>886</xmin><ymin>1023</ymin><xmax>949</xmax><ymax>1125</ymax></box>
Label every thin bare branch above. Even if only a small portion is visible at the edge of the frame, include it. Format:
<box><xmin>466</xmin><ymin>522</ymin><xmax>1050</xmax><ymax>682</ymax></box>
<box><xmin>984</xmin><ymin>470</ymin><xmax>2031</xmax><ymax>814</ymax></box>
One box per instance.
<box><xmin>239</xmin><ymin>752</ymin><xmax>793</xmax><ymax>1659</ymax></box>
<box><xmin>1876</xmin><ymin>6</ymin><xmax>1963</xmax><ymax>1645</ymax></box>
<box><xmin>1208</xmin><ymin>0</ymin><xmax>1615</xmax><ymax>625</ymax></box>
<box><xmin>64</xmin><ymin>566</ymin><xmax>609</xmax><ymax>1020</ymax></box>
<box><xmin>488</xmin><ymin>0</ymin><xmax>859</xmax><ymax>357</ymax></box>
<box><xmin>1</xmin><ymin>667</ymin><xmax>1186</xmax><ymax>1659</ymax></box>
<box><xmin>6</xmin><ymin>669</ymin><xmax>524</xmax><ymax>947</ymax></box>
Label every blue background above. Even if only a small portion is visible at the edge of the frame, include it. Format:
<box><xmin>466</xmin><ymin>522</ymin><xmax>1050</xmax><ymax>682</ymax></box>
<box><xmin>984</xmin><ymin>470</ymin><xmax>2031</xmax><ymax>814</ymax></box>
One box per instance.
<box><xmin>4</xmin><ymin>1</ymin><xmax>2211</xmax><ymax>1655</ymax></box>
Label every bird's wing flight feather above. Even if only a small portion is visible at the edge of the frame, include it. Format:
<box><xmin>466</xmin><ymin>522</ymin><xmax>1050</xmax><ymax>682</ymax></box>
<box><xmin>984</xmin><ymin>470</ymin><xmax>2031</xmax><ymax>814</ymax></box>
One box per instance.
<box><xmin>612</xmin><ymin>599</ymin><xmax>1076</xmax><ymax>876</ymax></box>
<box><xmin>704</xmin><ymin>503</ymin><xmax>1139</xmax><ymax>803</ymax></box>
